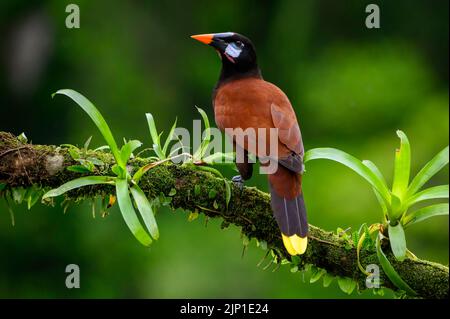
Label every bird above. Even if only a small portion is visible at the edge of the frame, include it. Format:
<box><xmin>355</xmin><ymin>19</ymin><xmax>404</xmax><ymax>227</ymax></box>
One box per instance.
<box><xmin>191</xmin><ymin>32</ymin><xmax>308</xmax><ymax>255</ymax></box>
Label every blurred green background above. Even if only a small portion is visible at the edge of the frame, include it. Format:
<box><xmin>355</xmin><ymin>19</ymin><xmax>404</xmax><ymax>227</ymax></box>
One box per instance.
<box><xmin>0</xmin><ymin>0</ymin><xmax>448</xmax><ymax>298</ymax></box>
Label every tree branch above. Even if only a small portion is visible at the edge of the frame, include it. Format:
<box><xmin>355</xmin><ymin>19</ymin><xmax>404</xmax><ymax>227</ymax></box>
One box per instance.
<box><xmin>0</xmin><ymin>131</ymin><xmax>448</xmax><ymax>299</ymax></box>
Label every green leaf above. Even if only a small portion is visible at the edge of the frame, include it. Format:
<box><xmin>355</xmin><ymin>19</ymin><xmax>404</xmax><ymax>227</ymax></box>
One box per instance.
<box><xmin>17</xmin><ymin>132</ymin><xmax>28</xmax><ymax>144</ymax></box>
<box><xmin>362</xmin><ymin>160</ymin><xmax>388</xmax><ymax>186</ymax></box>
<box><xmin>407</xmin><ymin>146</ymin><xmax>449</xmax><ymax>197</ymax></box>
<box><xmin>392</xmin><ymin>130</ymin><xmax>411</xmax><ymax>199</ymax></box>
<box><xmin>403</xmin><ymin>203</ymin><xmax>449</xmax><ymax>227</ymax></box>
<box><xmin>224</xmin><ymin>180</ymin><xmax>231</xmax><ymax>209</ymax></box>
<box><xmin>42</xmin><ymin>176</ymin><xmax>115</xmax><ymax>199</ymax></box>
<box><xmin>68</xmin><ymin>148</ymin><xmax>80</xmax><ymax>160</ymax></box>
<box><xmin>91</xmin><ymin>199</ymin><xmax>96</xmax><ymax>218</ymax></box>
<box><xmin>53</xmin><ymin>89</ymin><xmax>123</xmax><ymax>166</ymax></box>
<box><xmin>310</xmin><ymin>268</ymin><xmax>326</xmax><ymax>283</ymax></box>
<box><xmin>337</xmin><ymin>277</ymin><xmax>357</xmax><ymax>295</ymax></box>
<box><xmin>305</xmin><ymin>148</ymin><xmax>391</xmax><ymax>204</ymax></box>
<box><xmin>406</xmin><ymin>185</ymin><xmax>449</xmax><ymax>206</ymax></box>
<box><xmin>27</xmin><ymin>186</ymin><xmax>42</xmax><ymax>210</ymax></box>
<box><xmin>62</xmin><ymin>200</ymin><xmax>71</xmax><ymax>214</ymax></box>
<box><xmin>159</xmin><ymin>192</ymin><xmax>172</xmax><ymax>206</ymax></box>
<box><xmin>162</xmin><ymin>118</ymin><xmax>178</xmax><ymax>156</ymax></box>
<box><xmin>83</xmin><ymin>136</ymin><xmax>92</xmax><ymax>150</ymax></box>
<box><xmin>120</xmin><ymin>139</ymin><xmax>142</xmax><ymax>164</ymax></box>
<box><xmin>259</xmin><ymin>240</ymin><xmax>267</xmax><ymax>250</ymax></box>
<box><xmin>390</xmin><ymin>193</ymin><xmax>403</xmax><ymax>221</ymax></box>
<box><xmin>94</xmin><ymin>145</ymin><xmax>110</xmax><ymax>152</ymax></box>
<box><xmin>193</xmin><ymin>107</ymin><xmax>211</xmax><ymax>161</ymax></box>
<box><xmin>336</xmin><ymin>227</ymin><xmax>349</xmax><ymax>240</ymax></box>
<box><xmin>86</xmin><ymin>157</ymin><xmax>105</xmax><ymax>166</ymax></box>
<box><xmin>388</xmin><ymin>223</ymin><xmax>407</xmax><ymax>261</ymax></box>
<box><xmin>375</xmin><ymin>232</ymin><xmax>416</xmax><ymax>296</ymax></box>
<box><xmin>67</xmin><ymin>165</ymin><xmax>93</xmax><ymax>173</ymax></box>
<box><xmin>80</xmin><ymin>160</ymin><xmax>95</xmax><ymax>172</ymax></box>
<box><xmin>280</xmin><ymin>259</ymin><xmax>290</xmax><ymax>265</ymax></box>
<box><xmin>203</xmin><ymin>152</ymin><xmax>235</xmax><ymax>165</ymax></box>
<box><xmin>116</xmin><ymin>178</ymin><xmax>152</xmax><ymax>246</ymax></box>
<box><xmin>191</xmin><ymin>164</ymin><xmax>224</xmax><ymax>178</ymax></box>
<box><xmin>242</xmin><ymin>234</ymin><xmax>250</xmax><ymax>246</ymax></box>
<box><xmin>290</xmin><ymin>265</ymin><xmax>298</xmax><ymax>273</ymax></box>
<box><xmin>374</xmin><ymin>188</ymin><xmax>389</xmax><ymax>217</ymax></box>
<box><xmin>12</xmin><ymin>187</ymin><xmax>27</xmax><ymax>204</ymax></box>
<box><xmin>5</xmin><ymin>197</ymin><xmax>15</xmax><ymax>226</ymax></box>
<box><xmin>373</xmin><ymin>288</ymin><xmax>385</xmax><ymax>296</ymax></box>
<box><xmin>111</xmin><ymin>164</ymin><xmax>124</xmax><ymax>177</ymax></box>
<box><xmin>130</xmin><ymin>185</ymin><xmax>159</xmax><ymax>240</ymax></box>
<box><xmin>168</xmin><ymin>146</ymin><xmax>186</xmax><ymax>158</ymax></box>
<box><xmin>351</xmin><ymin>230</ymin><xmax>359</xmax><ymax>246</ymax></box>
<box><xmin>362</xmin><ymin>224</ymin><xmax>375</xmax><ymax>250</ymax></box>
<box><xmin>0</xmin><ymin>183</ymin><xmax>6</xmax><ymax>191</ymax></box>
<box><xmin>153</xmin><ymin>144</ymin><xmax>165</xmax><ymax>160</ymax></box>
<box><xmin>188</xmin><ymin>210</ymin><xmax>199</xmax><ymax>222</ymax></box>
<box><xmin>322</xmin><ymin>273</ymin><xmax>334</xmax><ymax>287</ymax></box>
<box><xmin>101</xmin><ymin>196</ymin><xmax>108</xmax><ymax>215</ymax></box>
<box><xmin>145</xmin><ymin>113</ymin><xmax>165</xmax><ymax>159</ymax></box>
<box><xmin>363</xmin><ymin>160</ymin><xmax>390</xmax><ymax>216</ymax></box>
<box><xmin>168</xmin><ymin>188</ymin><xmax>177</xmax><ymax>196</ymax></box>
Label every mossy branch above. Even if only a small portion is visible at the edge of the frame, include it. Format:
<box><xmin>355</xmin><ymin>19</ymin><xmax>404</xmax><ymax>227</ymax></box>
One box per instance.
<box><xmin>0</xmin><ymin>131</ymin><xmax>448</xmax><ymax>299</ymax></box>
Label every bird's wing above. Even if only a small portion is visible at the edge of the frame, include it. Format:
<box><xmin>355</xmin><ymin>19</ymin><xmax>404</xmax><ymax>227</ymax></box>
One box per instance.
<box><xmin>270</xmin><ymin>102</ymin><xmax>304</xmax><ymax>174</ymax></box>
<box><xmin>270</xmin><ymin>102</ymin><xmax>304</xmax><ymax>156</ymax></box>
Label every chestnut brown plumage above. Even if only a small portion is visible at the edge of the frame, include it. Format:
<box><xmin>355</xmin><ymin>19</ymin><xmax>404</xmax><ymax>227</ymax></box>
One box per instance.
<box><xmin>191</xmin><ymin>32</ymin><xmax>308</xmax><ymax>255</ymax></box>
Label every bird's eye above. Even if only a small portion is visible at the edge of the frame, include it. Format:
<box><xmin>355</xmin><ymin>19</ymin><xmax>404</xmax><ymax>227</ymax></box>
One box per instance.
<box><xmin>235</xmin><ymin>41</ymin><xmax>244</xmax><ymax>48</ymax></box>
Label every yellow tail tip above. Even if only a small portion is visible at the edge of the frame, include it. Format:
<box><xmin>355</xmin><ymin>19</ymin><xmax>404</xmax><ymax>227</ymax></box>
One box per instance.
<box><xmin>282</xmin><ymin>233</ymin><xmax>308</xmax><ymax>255</ymax></box>
<box><xmin>282</xmin><ymin>234</ymin><xmax>297</xmax><ymax>255</ymax></box>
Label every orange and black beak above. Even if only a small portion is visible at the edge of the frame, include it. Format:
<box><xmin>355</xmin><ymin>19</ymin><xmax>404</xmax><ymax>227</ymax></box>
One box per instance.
<box><xmin>190</xmin><ymin>33</ymin><xmax>215</xmax><ymax>45</ymax></box>
<box><xmin>190</xmin><ymin>32</ymin><xmax>234</xmax><ymax>51</ymax></box>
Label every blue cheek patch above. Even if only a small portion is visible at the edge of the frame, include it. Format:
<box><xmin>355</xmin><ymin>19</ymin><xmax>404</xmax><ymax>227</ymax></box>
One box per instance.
<box><xmin>225</xmin><ymin>44</ymin><xmax>242</xmax><ymax>58</ymax></box>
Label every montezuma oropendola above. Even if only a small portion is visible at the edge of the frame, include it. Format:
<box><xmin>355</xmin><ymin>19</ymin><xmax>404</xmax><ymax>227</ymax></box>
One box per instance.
<box><xmin>191</xmin><ymin>32</ymin><xmax>308</xmax><ymax>255</ymax></box>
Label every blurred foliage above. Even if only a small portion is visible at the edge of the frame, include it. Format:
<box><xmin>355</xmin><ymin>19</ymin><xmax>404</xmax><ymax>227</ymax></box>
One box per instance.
<box><xmin>0</xmin><ymin>0</ymin><xmax>448</xmax><ymax>298</ymax></box>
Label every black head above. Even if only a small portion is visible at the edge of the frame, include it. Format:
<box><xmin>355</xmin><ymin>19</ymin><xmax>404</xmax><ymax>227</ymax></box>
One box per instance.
<box><xmin>191</xmin><ymin>32</ymin><xmax>261</xmax><ymax>81</ymax></box>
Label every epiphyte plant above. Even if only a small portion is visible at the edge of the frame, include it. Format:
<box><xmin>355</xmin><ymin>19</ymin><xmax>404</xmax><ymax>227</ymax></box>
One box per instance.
<box><xmin>42</xmin><ymin>90</ymin><xmax>233</xmax><ymax>247</ymax></box>
<box><xmin>143</xmin><ymin>106</ymin><xmax>233</xmax><ymax>209</ymax></box>
<box><xmin>43</xmin><ymin>89</ymin><xmax>159</xmax><ymax>247</ymax></box>
<box><xmin>304</xmin><ymin>130</ymin><xmax>448</xmax><ymax>294</ymax></box>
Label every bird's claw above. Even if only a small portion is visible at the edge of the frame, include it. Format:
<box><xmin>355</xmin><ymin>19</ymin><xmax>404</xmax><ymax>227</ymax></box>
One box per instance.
<box><xmin>232</xmin><ymin>175</ymin><xmax>244</xmax><ymax>191</ymax></box>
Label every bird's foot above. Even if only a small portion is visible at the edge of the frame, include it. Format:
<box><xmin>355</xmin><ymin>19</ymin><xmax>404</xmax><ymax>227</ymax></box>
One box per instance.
<box><xmin>232</xmin><ymin>175</ymin><xmax>244</xmax><ymax>191</ymax></box>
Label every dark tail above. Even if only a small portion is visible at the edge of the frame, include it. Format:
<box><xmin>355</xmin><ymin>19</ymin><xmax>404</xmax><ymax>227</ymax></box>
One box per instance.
<box><xmin>268</xmin><ymin>165</ymin><xmax>308</xmax><ymax>255</ymax></box>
